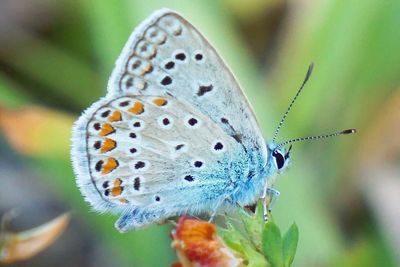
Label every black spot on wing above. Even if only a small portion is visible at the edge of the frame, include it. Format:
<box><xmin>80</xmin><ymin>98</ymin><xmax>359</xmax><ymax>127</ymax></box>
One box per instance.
<box><xmin>184</xmin><ymin>175</ymin><xmax>194</xmax><ymax>182</ymax></box>
<box><xmin>134</xmin><ymin>161</ymin><xmax>145</xmax><ymax>169</ymax></box>
<box><xmin>93</xmin><ymin>123</ymin><xmax>101</xmax><ymax>130</ymax></box>
<box><xmin>175</xmin><ymin>53</ymin><xmax>186</xmax><ymax>60</ymax></box>
<box><xmin>133</xmin><ymin>177</ymin><xmax>140</xmax><ymax>191</ymax></box>
<box><xmin>214</xmin><ymin>142</ymin><xmax>223</xmax><ymax>150</ymax></box>
<box><xmin>187</xmin><ymin>118</ymin><xmax>198</xmax><ymax>126</ymax></box>
<box><xmin>101</xmin><ymin>110</ymin><xmax>111</xmax><ymax>118</ymax></box>
<box><xmin>175</xmin><ymin>144</ymin><xmax>185</xmax><ymax>150</ymax></box>
<box><xmin>164</xmin><ymin>61</ymin><xmax>175</xmax><ymax>69</ymax></box>
<box><xmin>197</xmin><ymin>85</ymin><xmax>213</xmax><ymax>96</ymax></box>
<box><xmin>94</xmin><ymin>141</ymin><xmax>101</xmax><ymax>149</ymax></box>
<box><xmin>194</xmin><ymin>161</ymin><xmax>203</xmax><ymax>168</ymax></box>
<box><xmin>95</xmin><ymin>160</ymin><xmax>103</xmax><ymax>172</ymax></box>
<box><xmin>162</xmin><ymin>118</ymin><xmax>170</xmax><ymax>125</ymax></box>
<box><xmin>161</xmin><ymin>76</ymin><xmax>172</xmax><ymax>86</ymax></box>
<box><xmin>195</xmin><ymin>53</ymin><xmax>203</xmax><ymax>60</ymax></box>
<box><xmin>119</xmin><ymin>100</ymin><xmax>130</xmax><ymax>107</ymax></box>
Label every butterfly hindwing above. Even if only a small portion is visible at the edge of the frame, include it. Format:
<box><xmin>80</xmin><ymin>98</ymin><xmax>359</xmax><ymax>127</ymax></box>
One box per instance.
<box><xmin>72</xmin><ymin>94</ymin><xmax>251</xmax><ymax>230</ymax></box>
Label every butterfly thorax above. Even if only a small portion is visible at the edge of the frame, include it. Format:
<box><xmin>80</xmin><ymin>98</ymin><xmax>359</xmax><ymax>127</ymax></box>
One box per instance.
<box><xmin>230</xmin><ymin>141</ymin><xmax>291</xmax><ymax>207</ymax></box>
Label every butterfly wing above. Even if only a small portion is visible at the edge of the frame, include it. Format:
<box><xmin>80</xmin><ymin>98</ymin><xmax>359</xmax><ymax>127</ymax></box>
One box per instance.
<box><xmin>72</xmin><ymin>9</ymin><xmax>268</xmax><ymax>232</ymax></box>
<box><xmin>107</xmin><ymin>9</ymin><xmax>267</xmax><ymax>161</ymax></box>
<box><xmin>72</xmin><ymin>94</ymin><xmax>250</xmax><ymax>231</ymax></box>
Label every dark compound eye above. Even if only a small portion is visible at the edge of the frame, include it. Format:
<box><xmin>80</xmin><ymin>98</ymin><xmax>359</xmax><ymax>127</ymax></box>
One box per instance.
<box><xmin>272</xmin><ymin>150</ymin><xmax>285</xmax><ymax>170</ymax></box>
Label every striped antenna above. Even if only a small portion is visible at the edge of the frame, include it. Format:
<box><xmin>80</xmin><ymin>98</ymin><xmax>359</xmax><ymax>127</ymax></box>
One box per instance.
<box><xmin>276</xmin><ymin>129</ymin><xmax>357</xmax><ymax>149</ymax></box>
<box><xmin>272</xmin><ymin>63</ymin><xmax>314</xmax><ymax>143</ymax></box>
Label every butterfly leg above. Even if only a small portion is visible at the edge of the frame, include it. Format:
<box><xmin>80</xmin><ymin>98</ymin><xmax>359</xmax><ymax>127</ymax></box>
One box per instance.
<box><xmin>261</xmin><ymin>187</ymin><xmax>280</xmax><ymax>222</ymax></box>
<box><xmin>208</xmin><ymin>196</ymin><xmax>229</xmax><ymax>223</ymax></box>
<box><xmin>266</xmin><ymin>188</ymin><xmax>280</xmax><ymax>212</ymax></box>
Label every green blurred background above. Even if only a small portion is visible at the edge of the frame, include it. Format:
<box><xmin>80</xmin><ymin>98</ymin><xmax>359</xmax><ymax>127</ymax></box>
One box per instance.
<box><xmin>0</xmin><ymin>0</ymin><xmax>399</xmax><ymax>266</ymax></box>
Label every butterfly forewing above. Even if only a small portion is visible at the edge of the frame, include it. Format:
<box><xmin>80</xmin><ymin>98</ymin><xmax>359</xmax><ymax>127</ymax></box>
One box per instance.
<box><xmin>108</xmin><ymin>9</ymin><xmax>266</xmax><ymax>160</ymax></box>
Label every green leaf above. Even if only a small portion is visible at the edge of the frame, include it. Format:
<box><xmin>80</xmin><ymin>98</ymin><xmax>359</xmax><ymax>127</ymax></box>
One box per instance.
<box><xmin>219</xmin><ymin>222</ymin><xmax>268</xmax><ymax>267</ymax></box>
<box><xmin>219</xmin><ymin>223</ymin><xmax>247</xmax><ymax>255</ymax></box>
<box><xmin>282</xmin><ymin>223</ymin><xmax>299</xmax><ymax>267</ymax></box>
<box><xmin>262</xmin><ymin>221</ymin><xmax>284</xmax><ymax>267</ymax></box>
<box><xmin>238</xmin><ymin>202</ymin><xmax>265</xmax><ymax>250</ymax></box>
<box><xmin>244</xmin><ymin>244</ymin><xmax>270</xmax><ymax>267</ymax></box>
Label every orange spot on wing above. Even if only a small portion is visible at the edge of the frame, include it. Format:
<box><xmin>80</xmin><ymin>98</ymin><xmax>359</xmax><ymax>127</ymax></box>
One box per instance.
<box><xmin>101</xmin><ymin>158</ymin><xmax>119</xmax><ymax>174</ymax></box>
<box><xmin>128</xmin><ymin>101</ymin><xmax>144</xmax><ymax>114</ymax></box>
<box><xmin>119</xmin><ymin>198</ymin><xmax>129</xmax><ymax>204</ymax></box>
<box><xmin>99</xmin><ymin>123</ymin><xmax>115</xmax><ymax>136</ymax></box>
<box><xmin>143</xmin><ymin>64</ymin><xmax>153</xmax><ymax>74</ymax></box>
<box><xmin>100</xmin><ymin>138</ymin><xmax>116</xmax><ymax>153</ymax></box>
<box><xmin>111</xmin><ymin>186</ymin><xmax>122</xmax><ymax>197</ymax></box>
<box><xmin>153</xmin><ymin>98</ymin><xmax>168</xmax><ymax>106</ymax></box>
<box><xmin>108</xmin><ymin>111</ymin><xmax>122</xmax><ymax>122</ymax></box>
<box><xmin>113</xmin><ymin>178</ymin><xmax>122</xmax><ymax>187</ymax></box>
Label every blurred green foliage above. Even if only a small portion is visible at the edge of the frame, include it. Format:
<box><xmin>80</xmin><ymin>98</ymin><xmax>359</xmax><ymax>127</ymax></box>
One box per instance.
<box><xmin>0</xmin><ymin>0</ymin><xmax>399</xmax><ymax>266</ymax></box>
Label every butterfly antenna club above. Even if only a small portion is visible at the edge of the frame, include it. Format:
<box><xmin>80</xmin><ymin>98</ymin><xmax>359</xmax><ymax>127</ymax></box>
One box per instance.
<box><xmin>272</xmin><ymin>63</ymin><xmax>314</xmax><ymax>143</ymax></box>
<box><xmin>277</xmin><ymin>128</ymin><xmax>356</xmax><ymax>148</ymax></box>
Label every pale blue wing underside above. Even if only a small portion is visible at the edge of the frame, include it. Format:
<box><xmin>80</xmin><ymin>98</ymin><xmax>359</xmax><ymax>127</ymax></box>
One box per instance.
<box><xmin>71</xmin><ymin>9</ymin><xmax>270</xmax><ymax>232</ymax></box>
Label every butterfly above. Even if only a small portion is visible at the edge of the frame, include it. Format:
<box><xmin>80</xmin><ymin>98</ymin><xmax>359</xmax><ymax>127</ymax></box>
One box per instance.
<box><xmin>71</xmin><ymin>9</ymin><xmax>355</xmax><ymax>232</ymax></box>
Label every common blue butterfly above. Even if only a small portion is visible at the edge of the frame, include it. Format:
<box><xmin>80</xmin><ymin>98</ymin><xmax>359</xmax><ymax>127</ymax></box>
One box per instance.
<box><xmin>71</xmin><ymin>9</ymin><xmax>355</xmax><ymax>232</ymax></box>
